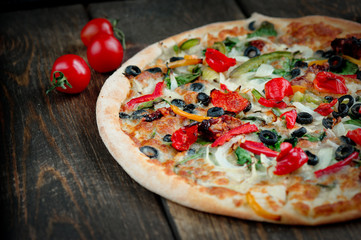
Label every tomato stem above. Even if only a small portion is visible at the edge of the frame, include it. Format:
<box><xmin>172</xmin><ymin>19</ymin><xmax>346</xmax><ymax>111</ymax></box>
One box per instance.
<box><xmin>109</xmin><ymin>18</ymin><xmax>126</xmax><ymax>50</ymax></box>
<box><xmin>46</xmin><ymin>71</ymin><xmax>72</xmax><ymax>94</ymax></box>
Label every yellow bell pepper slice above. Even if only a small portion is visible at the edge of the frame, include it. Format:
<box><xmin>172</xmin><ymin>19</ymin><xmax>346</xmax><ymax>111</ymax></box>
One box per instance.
<box><xmin>342</xmin><ymin>55</ymin><xmax>361</xmax><ymax>66</ymax></box>
<box><xmin>170</xmin><ymin>105</ymin><xmax>211</xmax><ymax>122</ymax></box>
<box><xmin>291</xmin><ymin>85</ymin><xmax>306</xmax><ymax>94</ymax></box>
<box><xmin>167</xmin><ymin>58</ymin><xmax>202</xmax><ymax>69</ymax></box>
<box><xmin>246</xmin><ymin>192</ymin><xmax>281</xmax><ymax>221</ymax></box>
<box><xmin>308</xmin><ymin>59</ymin><xmax>328</xmax><ymax>66</ymax></box>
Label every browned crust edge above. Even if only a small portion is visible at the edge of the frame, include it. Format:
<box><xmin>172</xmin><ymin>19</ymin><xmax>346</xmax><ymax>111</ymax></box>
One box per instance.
<box><xmin>96</xmin><ymin>13</ymin><xmax>361</xmax><ymax>225</ymax></box>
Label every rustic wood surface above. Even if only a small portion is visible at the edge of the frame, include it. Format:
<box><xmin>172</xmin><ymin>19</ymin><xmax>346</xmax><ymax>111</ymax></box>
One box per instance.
<box><xmin>1</xmin><ymin>0</ymin><xmax>361</xmax><ymax>239</ymax></box>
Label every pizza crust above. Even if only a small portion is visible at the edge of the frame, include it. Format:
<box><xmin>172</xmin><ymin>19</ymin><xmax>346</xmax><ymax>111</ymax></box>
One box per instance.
<box><xmin>96</xmin><ymin>13</ymin><xmax>361</xmax><ymax>225</ymax></box>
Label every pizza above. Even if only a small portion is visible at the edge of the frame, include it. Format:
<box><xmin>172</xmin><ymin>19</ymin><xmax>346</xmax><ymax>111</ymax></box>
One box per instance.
<box><xmin>96</xmin><ymin>13</ymin><xmax>361</xmax><ymax>225</ymax></box>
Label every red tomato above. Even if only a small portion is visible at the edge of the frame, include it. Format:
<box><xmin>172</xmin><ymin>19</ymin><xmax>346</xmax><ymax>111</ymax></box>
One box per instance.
<box><xmin>80</xmin><ymin>18</ymin><xmax>114</xmax><ymax>47</ymax></box>
<box><xmin>87</xmin><ymin>34</ymin><xmax>124</xmax><ymax>73</ymax></box>
<box><xmin>48</xmin><ymin>54</ymin><xmax>91</xmax><ymax>94</ymax></box>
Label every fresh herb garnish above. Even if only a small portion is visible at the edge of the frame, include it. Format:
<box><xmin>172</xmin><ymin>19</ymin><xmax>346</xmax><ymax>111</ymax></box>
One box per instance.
<box><xmin>164</xmin><ymin>66</ymin><xmax>202</xmax><ymax>89</ymax></box>
<box><xmin>247</xmin><ymin>21</ymin><xmax>277</xmax><ymax>38</ymax></box>
<box><xmin>304</xmin><ymin>131</ymin><xmax>326</xmax><ymax>142</ymax></box>
<box><xmin>235</xmin><ymin>147</ymin><xmax>252</xmax><ymax>166</ymax></box>
<box><xmin>331</xmin><ymin>60</ymin><xmax>358</xmax><ymax>75</ymax></box>
<box><xmin>344</xmin><ymin>119</ymin><xmax>361</xmax><ymax>127</ymax></box>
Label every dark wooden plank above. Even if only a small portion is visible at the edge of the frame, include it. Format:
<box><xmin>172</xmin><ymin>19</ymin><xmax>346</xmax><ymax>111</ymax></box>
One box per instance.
<box><xmin>164</xmin><ymin>200</ymin><xmax>361</xmax><ymax>240</ymax></box>
<box><xmin>87</xmin><ymin>0</ymin><xmax>245</xmax><ymax>63</ymax></box>
<box><xmin>0</xmin><ymin>5</ymin><xmax>174</xmax><ymax>239</ymax></box>
<box><xmin>236</xmin><ymin>0</ymin><xmax>361</xmax><ymax>23</ymax></box>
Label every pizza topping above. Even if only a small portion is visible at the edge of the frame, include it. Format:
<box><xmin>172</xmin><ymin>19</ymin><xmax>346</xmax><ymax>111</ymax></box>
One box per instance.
<box><xmin>332</xmin><ymin>103</ymin><xmax>349</xmax><ymax>118</ymax></box>
<box><xmin>346</xmin><ymin>129</ymin><xmax>361</xmax><ymax>146</ymax></box>
<box><xmin>144</xmin><ymin>110</ymin><xmax>164</xmax><ymax>122</ymax></box>
<box><xmin>247</xmin><ymin>21</ymin><xmax>277</xmax><ymax>38</ymax></box>
<box><xmin>240</xmin><ymin>140</ymin><xmax>278</xmax><ymax>157</ymax></box>
<box><xmin>140</xmin><ymin>146</ymin><xmax>159</xmax><ymax>159</ymax></box>
<box><xmin>124</xmin><ymin>65</ymin><xmax>142</xmax><ymax>77</ymax></box>
<box><xmin>264</xmin><ymin>77</ymin><xmax>293</xmax><ymax>101</ymax></box>
<box><xmin>350</xmin><ymin>103</ymin><xmax>361</xmax><ymax>118</ymax></box>
<box><xmin>126</xmin><ymin>81</ymin><xmax>165</xmax><ymax>109</ymax></box>
<box><xmin>211</xmin><ymin>123</ymin><xmax>258</xmax><ymax>147</ymax></box>
<box><xmin>280</xmin><ymin>109</ymin><xmax>297</xmax><ymax>129</ymax></box>
<box><xmin>244</xmin><ymin>46</ymin><xmax>261</xmax><ymax>58</ymax></box>
<box><xmin>314</xmin><ymin>151</ymin><xmax>359</xmax><ymax>178</ymax></box>
<box><xmin>296</xmin><ymin>112</ymin><xmax>313</xmax><ymax>125</ymax></box>
<box><xmin>171</xmin><ymin>123</ymin><xmax>199</xmax><ymax>151</ymax></box>
<box><xmin>331</xmin><ymin>37</ymin><xmax>361</xmax><ymax>60</ymax></box>
<box><xmin>207</xmin><ymin>107</ymin><xmax>225</xmax><ymax>117</ymax></box>
<box><xmin>313</xmin><ymin>71</ymin><xmax>348</xmax><ymax>94</ymax></box>
<box><xmin>258</xmin><ymin>97</ymin><xmax>288</xmax><ymax>109</ymax></box>
<box><xmin>314</xmin><ymin>98</ymin><xmax>338</xmax><ymax>116</ymax></box>
<box><xmin>230</xmin><ymin>51</ymin><xmax>292</xmax><ymax>78</ymax></box>
<box><xmin>197</xmin><ymin>92</ymin><xmax>211</xmax><ymax>106</ymax></box>
<box><xmin>210</xmin><ymin>89</ymin><xmax>249</xmax><ymax>113</ymax></box>
<box><xmin>291</xmin><ymin>127</ymin><xmax>307</xmax><ymax>138</ymax></box>
<box><xmin>305</xmin><ymin>150</ymin><xmax>319</xmax><ymax>166</ymax></box>
<box><xmin>199</xmin><ymin>115</ymin><xmax>243</xmax><ymax>141</ymax></box>
<box><xmin>335</xmin><ymin>144</ymin><xmax>355</xmax><ymax>160</ymax></box>
<box><xmin>179</xmin><ymin>38</ymin><xmax>201</xmax><ymax>50</ymax></box>
<box><xmin>205</xmin><ymin>48</ymin><xmax>236</xmax><ymax>72</ymax></box>
<box><xmin>167</xmin><ymin>58</ymin><xmax>202</xmax><ymax>69</ymax></box>
<box><xmin>170</xmin><ymin>105</ymin><xmax>210</xmax><ymax>122</ymax></box>
<box><xmin>273</xmin><ymin>142</ymin><xmax>308</xmax><ymax>175</ymax></box>
<box><xmin>258</xmin><ymin>130</ymin><xmax>278</xmax><ymax>145</ymax></box>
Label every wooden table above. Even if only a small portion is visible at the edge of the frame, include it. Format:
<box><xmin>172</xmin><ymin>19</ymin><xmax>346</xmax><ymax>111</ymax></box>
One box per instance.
<box><xmin>1</xmin><ymin>0</ymin><xmax>361</xmax><ymax>239</ymax></box>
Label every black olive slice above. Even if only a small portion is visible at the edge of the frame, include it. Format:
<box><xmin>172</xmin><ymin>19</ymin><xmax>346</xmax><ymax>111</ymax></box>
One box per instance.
<box><xmin>190</xmin><ymin>82</ymin><xmax>204</xmax><ymax>92</ymax></box>
<box><xmin>169</xmin><ymin>56</ymin><xmax>184</xmax><ymax>62</ymax></box>
<box><xmin>322</xmin><ymin>50</ymin><xmax>335</xmax><ymax>58</ymax></box>
<box><xmin>259</xmin><ymin>130</ymin><xmax>278</xmax><ymax>145</ymax></box>
<box><xmin>328</xmin><ymin>55</ymin><xmax>344</xmax><ymax>72</ymax></box>
<box><xmin>322</xmin><ymin>117</ymin><xmax>334</xmax><ymax>129</ymax></box>
<box><xmin>350</xmin><ymin>103</ymin><xmax>361</xmax><ymax>117</ymax></box>
<box><xmin>171</xmin><ymin>99</ymin><xmax>186</xmax><ymax>108</ymax></box>
<box><xmin>248</xmin><ymin>21</ymin><xmax>256</xmax><ymax>31</ymax></box>
<box><xmin>131</xmin><ymin>109</ymin><xmax>148</xmax><ymax>119</ymax></box>
<box><xmin>324</xmin><ymin>96</ymin><xmax>334</xmax><ymax>103</ymax></box>
<box><xmin>340</xmin><ymin>136</ymin><xmax>356</xmax><ymax>146</ymax></box>
<box><xmin>338</xmin><ymin>95</ymin><xmax>354</xmax><ymax>108</ymax></box>
<box><xmin>294</xmin><ymin>60</ymin><xmax>308</xmax><ymax>68</ymax></box>
<box><xmin>243</xmin><ymin>102</ymin><xmax>252</xmax><ymax>113</ymax></box>
<box><xmin>357</xmin><ymin>70</ymin><xmax>361</xmax><ymax>81</ymax></box>
<box><xmin>290</xmin><ymin>68</ymin><xmax>301</xmax><ymax>78</ymax></box>
<box><xmin>296</xmin><ymin>112</ymin><xmax>313</xmax><ymax>124</ymax></box>
<box><xmin>197</xmin><ymin>92</ymin><xmax>210</xmax><ymax>106</ymax></box>
<box><xmin>332</xmin><ymin>103</ymin><xmax>349</xmax><ymax>118</ymax></box>
<box><xmin>145</xmin><ymin>67</ymin><xmax>162</xmax><ymax>74</ymax></box>
<box><xmin>183</xmin><ymin>104</ymin><xmax>196</xmax><ymax>113</ymax></box>
<box><xmin>335</xmin><ymin>144</ymin><xmax>354</xmax><ymax>161</ymax></box>
<box><xmin>305</xmin><ymin>150</ymin><xmax>319</xmax><ymax>166</ymax></box>
<box><xmin>140</xmin><ymin>146</ymin><xmax>159</xmax><ymax>159</ymax></box>
<box><xmin>119</xmin><ymin>112</ymin><xmax>131</xmax><ymax>119</ymax></box>
<box><xmin>124</xmin><ymin>65</ymin><xmax>141</xmax><ymax>77</ymax></box>
<box><xmin>244</xmin><ymin>46</ymin><xmax>260</xmax><ymax>58</ymax></box>
<box><xmin>163</xmin><ymin>134</ymin><xmax>172</xmax><ymax>142</ymax></box>
<box><xmin>207</xmin><ymin>107</ymin><xmax>224</xmax><ymax>117</ymax></box>
<box><xmin>291</xmin><ymin>127</ymin><xmax>307</xmax><ymax>138</ymax></box>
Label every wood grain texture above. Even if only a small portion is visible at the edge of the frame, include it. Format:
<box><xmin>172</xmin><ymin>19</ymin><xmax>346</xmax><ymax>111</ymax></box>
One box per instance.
<box><xmin>236</xmin><ymin>0</ymin><xmax>361</xmax><ymax>23</ymax></box>
<box><xmin>0</xmin><ymin>4</ymin><xmax>174</xmax><ymax>240</ymax></box>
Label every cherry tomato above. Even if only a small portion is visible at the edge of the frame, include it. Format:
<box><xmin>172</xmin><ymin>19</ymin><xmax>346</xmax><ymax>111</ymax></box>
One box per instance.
<box><xmin>47</xmin><ymin>54</ymin><xmax>91</xmax><ymax>94</ymax></box>
<box><xmin>87</xmin><ymin>34</ymin><xmax>124</xmax><ymax>73</ymax></box>
<box><xmin>80</xmin><ymin>18</ymin><xmax>114</xmax><ymax>47</ymax></box>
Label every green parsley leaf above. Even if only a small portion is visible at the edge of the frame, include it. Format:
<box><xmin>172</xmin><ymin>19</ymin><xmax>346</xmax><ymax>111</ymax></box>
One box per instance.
<box><xmin>235</xmin><ymin>147</ymin><xmax>252</xmax><ymax>166</ymax></box>
<box><xmin>247</xmin><ymin>21</ymin><xmax>277</xmax><ymax>38</ymax></box>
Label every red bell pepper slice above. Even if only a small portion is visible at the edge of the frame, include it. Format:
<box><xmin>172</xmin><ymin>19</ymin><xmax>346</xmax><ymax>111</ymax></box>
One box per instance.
<box><xmin>313</xmin><ymin>98</ymin><xmax>338</xmax><ymax>116</ymax></box>
<box><xmin>346</xmin><ymin>128</ymin><xmax>361</xmax><ymax>146</ymax></box>
<box><xmin>240</xmin><ymin>140</ymin><xmax>278</xmax><ymax>157</ymax></box>
<box><xmin>342</xmin><ymin>74</ymin><xmax>357</xmax><ymax>79</ymax></box>
<box><xmin>125</xmin><ymin>81</ymin><xmax>164</xmax><ymax>109</ymax></box>
<box><xmin>273</xmin><ymin>142</ymin><xmax>308</xmax><ymax>175</ymax></box>
<box><xmin>205</xmin><ymin>48</ymin><xmax>236</xmax><ymax>72</ymax></box>
<box><xmin>258</xmin><ymin>97</ymin><xmax>288</xmax><ymax>109</ymax></box>
<box><xmin>280</xmin><ymin>109</ymin><xmax>297</xmax><ymax>129</ymax></box>
<box><xmin>210</xmin><ymin>89</ymin><xmax>249</xmax><ymax>113</ymax></box>
<box><xmin>314</xmin><ymin>151</ymin><xmax>359</xmax><ymax>178</ymax></box>
<box><xmin>211</xmin><ymin>123</ymin><xmax>258</xmax><ymax>147</ymax></box>
<box><xmin>313</xmin><ymin>72</ymin><xmax>348</xmax><ymax>94</ymax></box>
<box><xmin>171</xmin><ymin>123</ymin><xmax>198</xmax><ymax>151</ymax></box>
<box><xmin>265</xmin><ymin>77</ymin><xmax>293</xmax><ymax>101</ymax></box>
